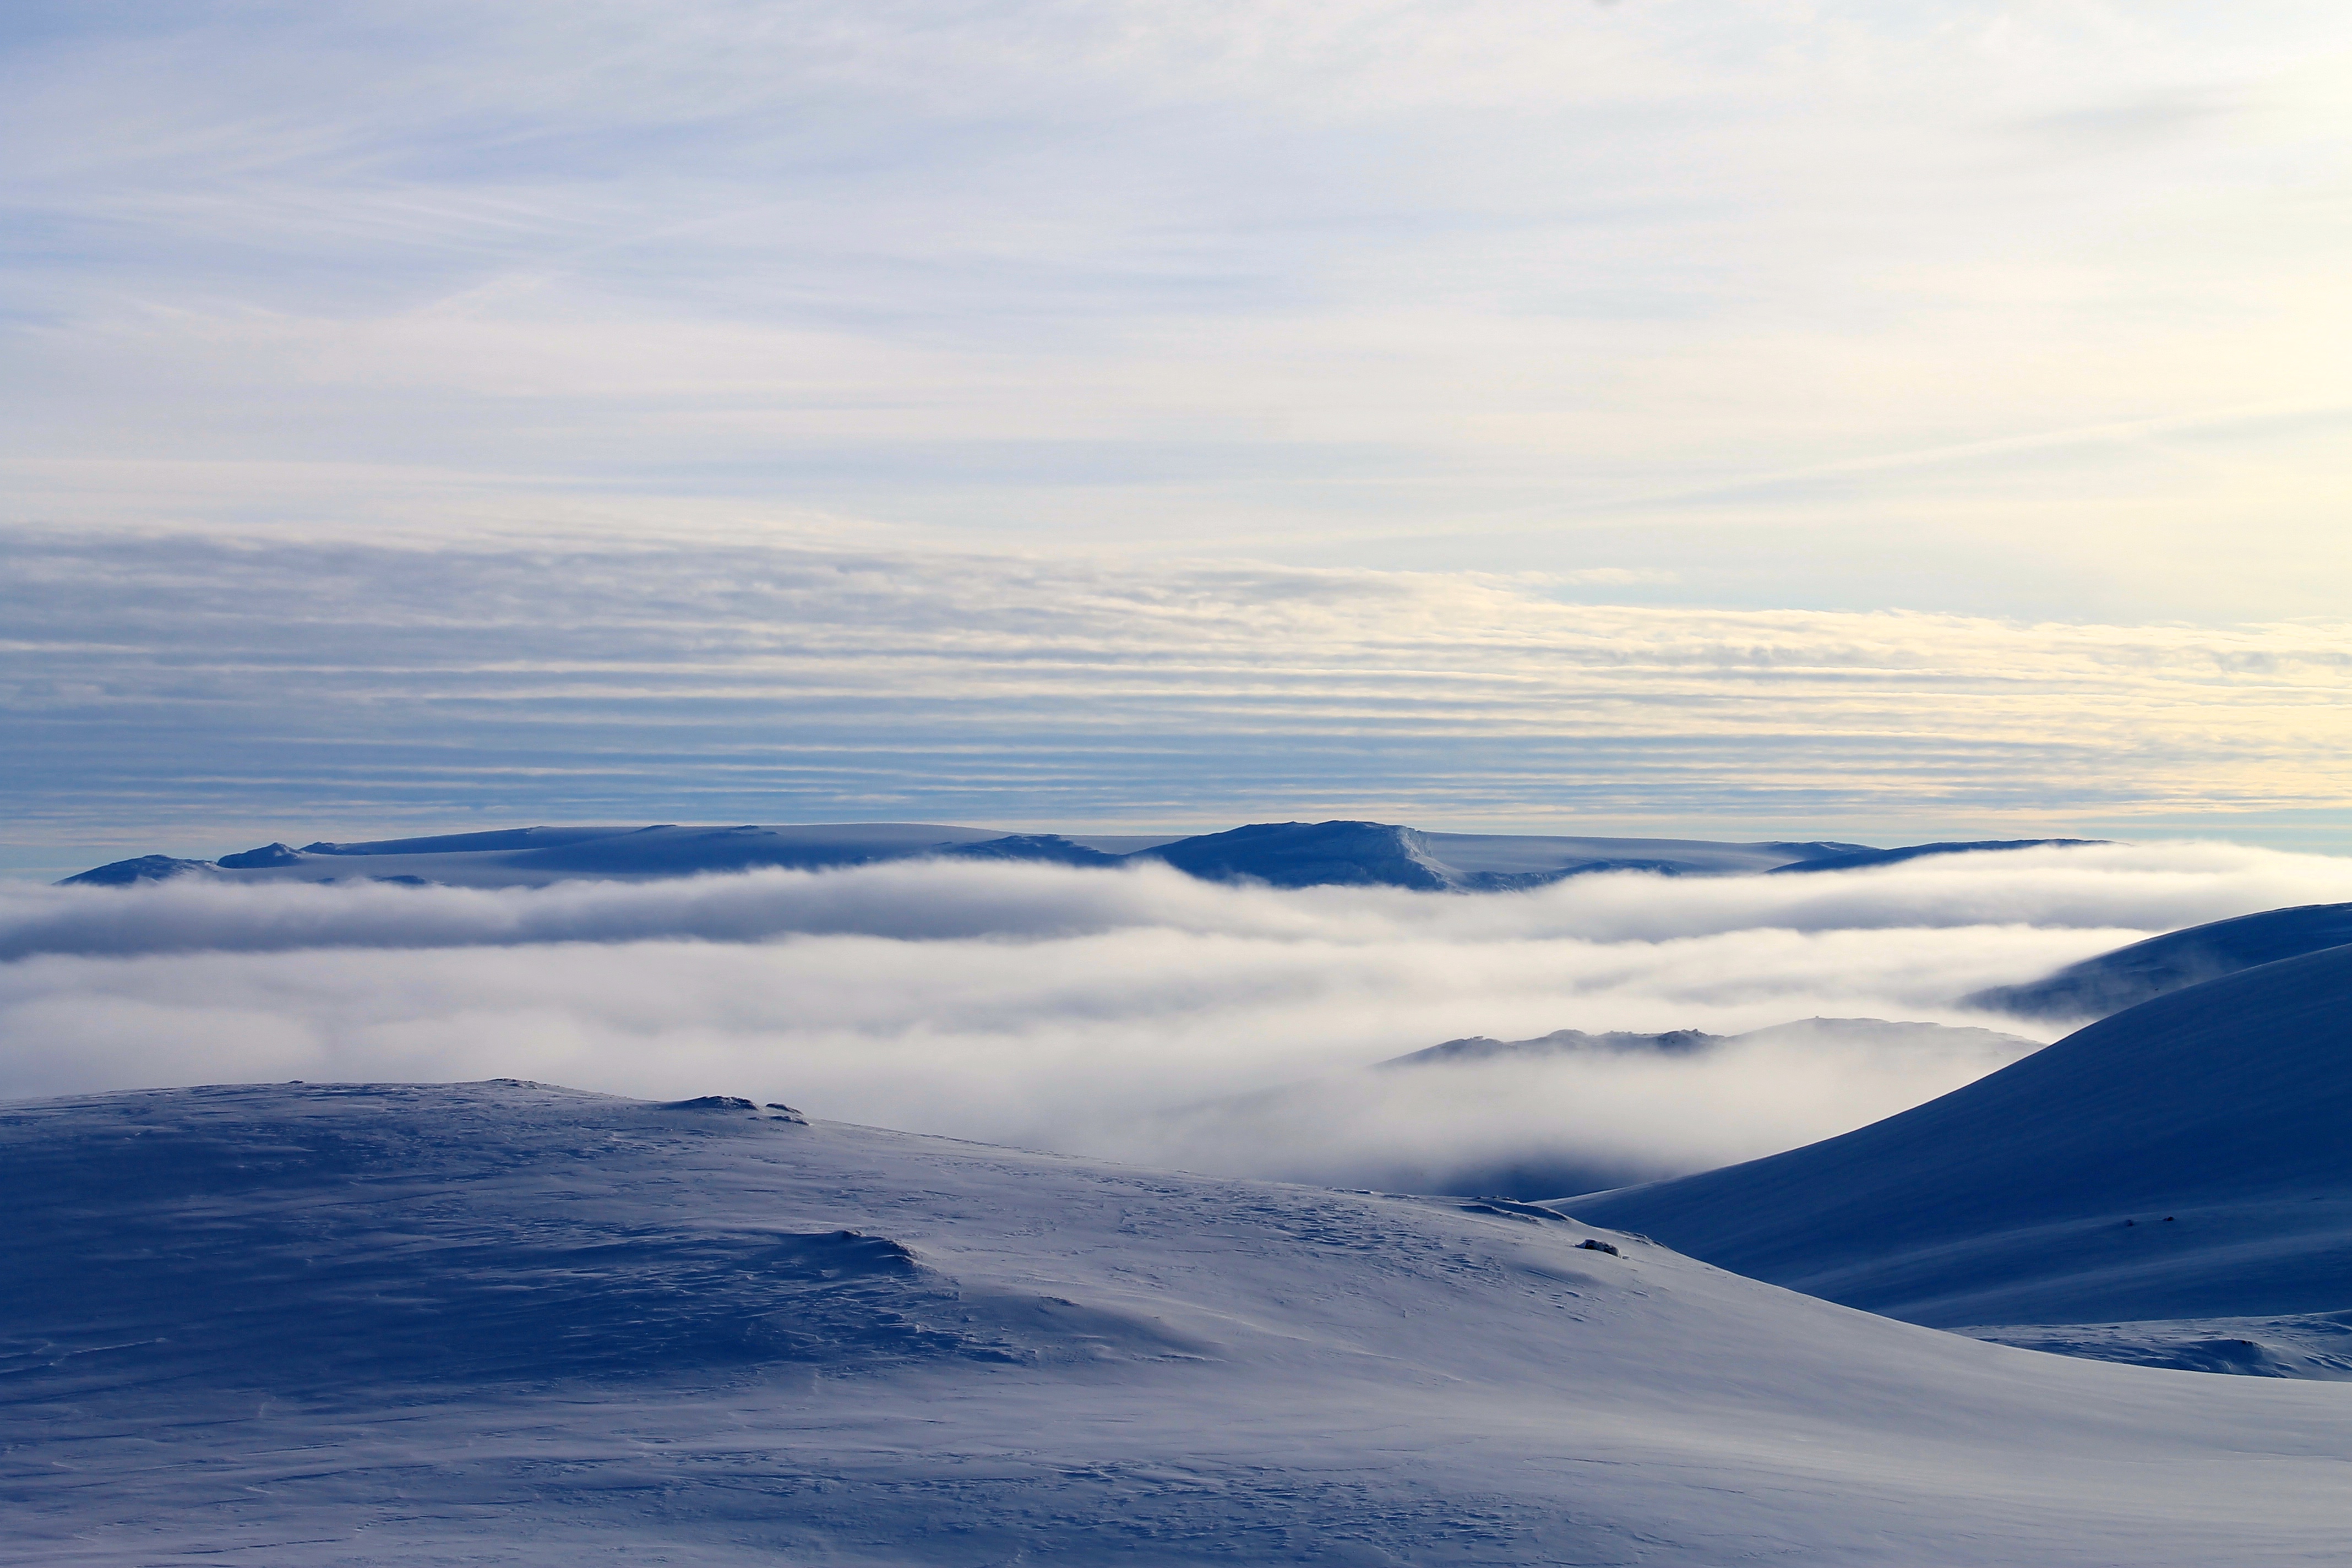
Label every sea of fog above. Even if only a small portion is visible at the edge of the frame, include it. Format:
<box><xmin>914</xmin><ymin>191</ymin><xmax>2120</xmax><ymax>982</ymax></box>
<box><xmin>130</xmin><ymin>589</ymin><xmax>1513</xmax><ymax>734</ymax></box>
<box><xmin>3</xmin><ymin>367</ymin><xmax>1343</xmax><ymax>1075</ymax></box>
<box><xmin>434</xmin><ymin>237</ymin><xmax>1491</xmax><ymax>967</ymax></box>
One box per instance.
<box><xmin>6</xmin><ymin>839</ymin><xmax>2350</xmax><ymax>1191</ymax></box>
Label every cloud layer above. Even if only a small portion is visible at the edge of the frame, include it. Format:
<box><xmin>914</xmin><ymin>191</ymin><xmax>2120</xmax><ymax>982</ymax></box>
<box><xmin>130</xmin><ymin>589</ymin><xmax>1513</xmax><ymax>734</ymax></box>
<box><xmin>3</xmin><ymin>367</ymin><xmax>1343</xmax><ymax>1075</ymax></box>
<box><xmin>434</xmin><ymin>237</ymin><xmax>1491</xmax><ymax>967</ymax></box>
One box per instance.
<box><xmin>10</xmin><ymin>529</ymin><xmax>2352</xmax><ymax>852</ymax></box>
<box><xmin>8</xmin><ymin>841</ymin><xmax>2349</xmax><ymax>1191</ymax></box>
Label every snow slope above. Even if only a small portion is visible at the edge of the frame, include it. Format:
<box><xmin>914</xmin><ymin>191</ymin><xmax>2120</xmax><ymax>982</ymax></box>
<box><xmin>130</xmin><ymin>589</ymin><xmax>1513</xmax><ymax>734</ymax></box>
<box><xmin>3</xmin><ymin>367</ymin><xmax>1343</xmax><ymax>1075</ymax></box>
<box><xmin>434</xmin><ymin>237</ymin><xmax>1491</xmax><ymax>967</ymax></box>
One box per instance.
<box><xmin>1966</xmin><ymin>1311</ymin><xmax>2352</xmax><ymax>1380</ymax></box>
<box><xmin>7</xmin><ymin>1079</ymin><xmax>2352</xmax><ymax>1564</ymax></box>
<box><xmin>1574</xmin><ymin>944</ymin><xmax>2352</xmax><ymax>1329</ymax></box>
<box><xmin>1967</xmin><ymin>899</ymin><xmax>2352</xmax><ymax>1020</ymax></box>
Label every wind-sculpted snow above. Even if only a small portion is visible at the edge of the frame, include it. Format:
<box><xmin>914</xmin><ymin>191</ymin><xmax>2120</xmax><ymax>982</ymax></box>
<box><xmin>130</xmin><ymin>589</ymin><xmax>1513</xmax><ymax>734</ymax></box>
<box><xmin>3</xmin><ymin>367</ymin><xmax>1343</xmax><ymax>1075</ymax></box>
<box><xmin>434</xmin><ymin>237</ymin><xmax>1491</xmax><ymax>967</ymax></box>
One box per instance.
<box><xmin>1</xmin><ymin>1084</ymin><xmax>1032</xmax><ymax>1393</ymax></box>
<box><xmin>1963</xmin><ymin>1312</ymin><xmax>2352</xmax><ymax>1381</ymax></box>
<box><xmin>6</xmin><ymin>1079</ymin><xmax>2352</xmax><ymax>1566</ymax></box>
<box><xmin>7</xmin><ymin>840</ymin><xmax>2352</xmax><ymax>1189</ymax></box>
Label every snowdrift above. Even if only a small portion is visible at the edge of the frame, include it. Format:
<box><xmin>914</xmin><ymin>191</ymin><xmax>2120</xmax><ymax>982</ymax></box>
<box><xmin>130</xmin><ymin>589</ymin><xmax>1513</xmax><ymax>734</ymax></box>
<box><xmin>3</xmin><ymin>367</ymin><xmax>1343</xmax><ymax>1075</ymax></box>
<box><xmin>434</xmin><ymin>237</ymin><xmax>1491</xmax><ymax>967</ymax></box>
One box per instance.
<box><xmin>1575</xmin><ymin>944</ymin><xmax>2352</xmax><ymax>1328</ymax></box>
<box><xmin>6</xmin><ymin>1079</ymin><xmax>2352</xmax><ymax>1564</ymax></box>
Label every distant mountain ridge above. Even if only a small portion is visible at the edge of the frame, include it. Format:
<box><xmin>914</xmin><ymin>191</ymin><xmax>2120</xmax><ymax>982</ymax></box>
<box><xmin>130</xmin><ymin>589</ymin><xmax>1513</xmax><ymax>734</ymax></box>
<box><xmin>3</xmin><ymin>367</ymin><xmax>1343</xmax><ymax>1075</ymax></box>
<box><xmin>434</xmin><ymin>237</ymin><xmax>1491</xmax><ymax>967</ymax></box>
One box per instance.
<box><xmin>1767</xmin><ymin>838</ymin><xmax>2105</xmax><ymax>874</ymax></box>
<box><xmin>1381</xmin><ymin>1026</ymin><xmax>1725</xmax><ymax>1066</ymax></box>
<box><xmin>60</xmin><ymin>820</ymin><xmax>2090</xmax><ymax>892</ymax></box>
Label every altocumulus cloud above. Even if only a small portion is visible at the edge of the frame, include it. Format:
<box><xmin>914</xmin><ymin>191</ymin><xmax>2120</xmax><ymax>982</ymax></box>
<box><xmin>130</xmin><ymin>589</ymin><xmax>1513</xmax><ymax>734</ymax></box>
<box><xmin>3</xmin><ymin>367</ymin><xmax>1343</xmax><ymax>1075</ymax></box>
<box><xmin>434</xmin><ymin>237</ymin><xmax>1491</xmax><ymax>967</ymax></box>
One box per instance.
<box><xmin>9</xmin><ymin>530</ymin><xmax>2352</xmax><ymax>845</ymax></box>
<box><xmin>7</xmin><ymin>841</ymin><xmax>2351</xmax><ymax>1190</ymax></box>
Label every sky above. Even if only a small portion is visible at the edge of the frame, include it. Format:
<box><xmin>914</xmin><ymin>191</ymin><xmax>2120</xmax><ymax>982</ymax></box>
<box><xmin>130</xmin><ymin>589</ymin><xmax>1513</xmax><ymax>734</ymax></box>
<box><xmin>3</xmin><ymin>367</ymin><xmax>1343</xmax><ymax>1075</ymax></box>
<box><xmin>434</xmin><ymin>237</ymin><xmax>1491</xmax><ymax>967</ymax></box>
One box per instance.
<box><xmin>6</xmin><ymin>1</ymin><xmax>2351</xmax><ymax>864</ymax></box>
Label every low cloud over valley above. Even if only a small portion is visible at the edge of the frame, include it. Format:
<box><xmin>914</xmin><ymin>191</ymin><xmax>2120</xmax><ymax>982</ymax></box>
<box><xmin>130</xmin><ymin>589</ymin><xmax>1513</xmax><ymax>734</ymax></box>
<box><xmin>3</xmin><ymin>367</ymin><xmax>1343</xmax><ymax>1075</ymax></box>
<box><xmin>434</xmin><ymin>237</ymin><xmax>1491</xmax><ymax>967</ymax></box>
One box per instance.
<box><xmin>8</xmin><ymin>840</ymin><xmax>2349</xmax><ymax>1193</ymax></box>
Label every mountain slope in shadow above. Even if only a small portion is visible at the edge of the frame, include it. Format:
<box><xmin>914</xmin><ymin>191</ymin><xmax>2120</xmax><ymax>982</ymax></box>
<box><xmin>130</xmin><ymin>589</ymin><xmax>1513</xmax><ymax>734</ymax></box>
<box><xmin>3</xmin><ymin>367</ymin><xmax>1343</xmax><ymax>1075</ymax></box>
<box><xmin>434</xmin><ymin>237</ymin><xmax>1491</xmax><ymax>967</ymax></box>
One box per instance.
<box><xmin>1968</xmin><ymin>901</ymin><xmax>2352</xmax><ymax>1021</ymax></box>
<box><xmin>1572</xmin><ymin>945</ymin><xmax>2352</xmax><ymax>1331</ymax></box>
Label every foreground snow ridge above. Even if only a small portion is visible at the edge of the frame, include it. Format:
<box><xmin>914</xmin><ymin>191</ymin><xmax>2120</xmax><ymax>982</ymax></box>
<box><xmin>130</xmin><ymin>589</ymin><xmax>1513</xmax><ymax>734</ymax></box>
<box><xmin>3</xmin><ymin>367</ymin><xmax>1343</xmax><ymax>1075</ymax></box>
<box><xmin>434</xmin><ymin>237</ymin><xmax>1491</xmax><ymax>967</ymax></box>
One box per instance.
<box><xmin>6</xmin><ymin>1080</ymin><xmax>2351</xmax><ymax>1566</ymax></box>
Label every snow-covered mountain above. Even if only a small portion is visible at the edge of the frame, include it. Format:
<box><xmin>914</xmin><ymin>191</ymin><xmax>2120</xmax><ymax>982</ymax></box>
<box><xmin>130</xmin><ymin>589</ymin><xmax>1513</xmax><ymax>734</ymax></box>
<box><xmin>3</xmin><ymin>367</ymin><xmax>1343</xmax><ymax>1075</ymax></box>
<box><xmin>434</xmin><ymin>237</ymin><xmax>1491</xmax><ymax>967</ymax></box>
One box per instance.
<box><xmin>1968</xmin><ymin>899</ymin><xmax>2352</xmax><ymax>1020</ymax></box>
<box><xmin>1375</xmin><ymin>1016</ymin><xmax>2034</xmax><ymax>1069</ymax></box>
<box><xmin>7</xmin><ymin>1077</ymin><xmax>2352</xmax><ymax>1565</ymax></box>
<box><xmin>1572</xmin><ymin>944</ymin><xmax>2352</xmax><ymax>1337</ymax></box>
<box><xmin>60</xmin><ymin>819</ymin><xmax>2083</xmax><ymax>892</ymax></box>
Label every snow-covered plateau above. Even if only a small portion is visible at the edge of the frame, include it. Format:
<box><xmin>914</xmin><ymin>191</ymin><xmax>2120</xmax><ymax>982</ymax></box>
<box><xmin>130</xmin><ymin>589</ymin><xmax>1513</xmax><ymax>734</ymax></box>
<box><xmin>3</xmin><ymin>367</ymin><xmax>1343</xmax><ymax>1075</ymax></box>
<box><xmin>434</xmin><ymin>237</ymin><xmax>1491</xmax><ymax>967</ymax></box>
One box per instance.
<box><xmin>7</xmin><ymin>1055</ymin><xmax>2352</xmax><ymax>1562</ymax></box>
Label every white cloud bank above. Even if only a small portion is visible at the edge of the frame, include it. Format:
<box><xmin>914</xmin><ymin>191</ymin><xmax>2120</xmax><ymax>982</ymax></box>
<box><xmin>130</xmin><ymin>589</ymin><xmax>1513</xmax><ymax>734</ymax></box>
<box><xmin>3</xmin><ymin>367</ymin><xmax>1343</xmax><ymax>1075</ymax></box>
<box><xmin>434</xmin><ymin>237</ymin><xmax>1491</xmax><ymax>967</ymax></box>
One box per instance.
<box><xmin>7</xmin><ymin>840</ymin><xmax>2348</xmax><ymax>1191</ymax></box>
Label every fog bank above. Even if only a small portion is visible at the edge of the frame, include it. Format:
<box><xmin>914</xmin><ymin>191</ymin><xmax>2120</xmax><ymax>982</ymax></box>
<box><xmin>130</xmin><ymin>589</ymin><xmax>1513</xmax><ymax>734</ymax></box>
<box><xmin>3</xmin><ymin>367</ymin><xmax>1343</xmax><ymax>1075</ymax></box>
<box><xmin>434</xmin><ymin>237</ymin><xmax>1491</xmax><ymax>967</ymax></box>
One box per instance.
<box><xmin>5</xmin><ymin>840</ymin><xmax>2345</xmax><ymax>1189</ymax></box>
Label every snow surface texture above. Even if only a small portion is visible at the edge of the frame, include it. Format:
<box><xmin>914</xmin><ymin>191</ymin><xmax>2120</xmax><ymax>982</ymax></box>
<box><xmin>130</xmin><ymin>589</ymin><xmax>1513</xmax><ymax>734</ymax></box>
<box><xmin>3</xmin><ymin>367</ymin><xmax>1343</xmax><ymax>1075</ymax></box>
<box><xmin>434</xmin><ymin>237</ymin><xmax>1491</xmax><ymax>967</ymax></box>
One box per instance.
<box><xmin>1573</xmin><ymin>944</ymin><xmax>2352</xmax><ymax>1333</ymax></box>
<box><xmin>8</xmin><ymin>1078</ymin><xmax>2352</xmax><ymax>1566</ymax></box>
<box><xmin>1965</xmin><ymin>1313</ymin><xmax>2352</xmax><ymax>1380</ymax></box>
